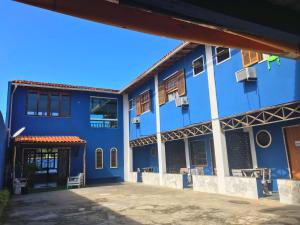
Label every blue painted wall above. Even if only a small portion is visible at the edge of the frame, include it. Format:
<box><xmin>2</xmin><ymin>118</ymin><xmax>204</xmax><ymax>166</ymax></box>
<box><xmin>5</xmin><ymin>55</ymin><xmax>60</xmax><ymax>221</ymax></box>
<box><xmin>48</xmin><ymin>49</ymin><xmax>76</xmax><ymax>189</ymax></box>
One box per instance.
<box><xmin>128</xmin><ymin>78</ymin><xmax>157</xmax><ymax>140</ymax></box>
<box><xmin>132</xmin><ymin>144</ymin><xmax>158</xmax><ymax>172</ymax></box>
<box><xmin>253</xmin><ymin>119</ymin><xmax>300</xmax><ymax>191</ymax></box>
<box><xmin>214</xmin><ymin>48</ymin><xmax>300</xmax><ymax>118</ymax></box>
<box><xmin>9</xmin><ymin>85</ymin><xmax>124</xmax><ymax>183</ymax></box>
<box><xmin>159</xmin><ymin>45</ymin><xmax>211</xmax><ymax>132</ymax></box>
<box><xmin>188</xmin><ymin>134</ymin><xmax>214</xmax><ymax>175</ymax></box>
<box><xmin>0</xmin><ymin>112</ymin><xmax>7</xmax><ymax>189</ymax></box>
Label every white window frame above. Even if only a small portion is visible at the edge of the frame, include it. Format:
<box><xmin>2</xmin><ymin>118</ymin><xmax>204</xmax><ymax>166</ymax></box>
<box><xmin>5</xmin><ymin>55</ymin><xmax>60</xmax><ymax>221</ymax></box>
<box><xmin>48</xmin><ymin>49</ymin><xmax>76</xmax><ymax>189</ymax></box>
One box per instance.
<box><xmin>110</xmin><ymin>147</ymin><xmax>118</xmax><ymax>168</ymax></box>
<box><xmin>192</xmin><ymin>55</ymin><xmax>205</xmax><ymax>76</ymax></box>
<box><xmin>95</xmin><ymin>148</ymin><xmax>103</xmax><ymax>169</ymax></box>
<box><xmin>256</xmin><ymin>130</ymin><xmax>272</xmax><ymax>148</ymax></box>
<box><xmin>90</xmin><ymin>96</ymin><xmax>118</xmax><ymax>129</ymax></box>
<box><xmin>215</xmin><ymin>47</ymin><xmax>231</xmax><ymax>65</ymax></box>
<box><xmin>128</xmin><ymin>98</ymin><xmax>134</xmax><ymax>111</ymax></box>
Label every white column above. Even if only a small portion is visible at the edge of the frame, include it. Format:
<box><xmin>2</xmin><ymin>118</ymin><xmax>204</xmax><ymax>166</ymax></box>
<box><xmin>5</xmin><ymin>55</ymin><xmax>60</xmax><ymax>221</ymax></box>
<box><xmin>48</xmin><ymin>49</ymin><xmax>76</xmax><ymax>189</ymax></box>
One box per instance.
<box><xmin>184</xmin><ymin>138</ymin><xmax>191</xmax><ymax>169</ymax></box>
<box><xmin>154</xmin><ymin>74</ymin><xmax>166</xmax><ymax>185</ymax></box>
<box><xmin>123</xmin><ymin>94</ymin><xmax>132</xmax><ymax>181</ymax></box>
<box><xmin>244</xmin><ymin>127</ymin><xmax>258</xmax><ymax>168</ymax></box>
<box><xmin>205</xmin><ymin>45</ymin><xmax>229</xmax><ymax>193</ymax></box>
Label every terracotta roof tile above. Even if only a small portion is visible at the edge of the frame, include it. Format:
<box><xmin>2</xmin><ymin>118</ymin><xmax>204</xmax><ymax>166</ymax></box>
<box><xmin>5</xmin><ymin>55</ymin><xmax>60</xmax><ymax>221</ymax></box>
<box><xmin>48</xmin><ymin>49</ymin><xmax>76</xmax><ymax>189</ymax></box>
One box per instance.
<box><xmin>15</xmin><ymin>136</ymin><xmax>86</xmax><ymax>144</ymax></box>
<box><xmin>12</xmin><ymin>80</ymin><xmax>119</xmax><ymax>94</ymax></box>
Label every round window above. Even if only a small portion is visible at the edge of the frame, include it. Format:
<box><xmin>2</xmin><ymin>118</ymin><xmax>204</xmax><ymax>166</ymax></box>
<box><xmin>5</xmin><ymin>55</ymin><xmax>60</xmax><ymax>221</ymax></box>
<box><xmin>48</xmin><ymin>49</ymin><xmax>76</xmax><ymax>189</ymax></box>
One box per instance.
<box><xmin>256</xmin><ymin>130</ymin><xmax>272</xmax><ymax>148</ymax></box>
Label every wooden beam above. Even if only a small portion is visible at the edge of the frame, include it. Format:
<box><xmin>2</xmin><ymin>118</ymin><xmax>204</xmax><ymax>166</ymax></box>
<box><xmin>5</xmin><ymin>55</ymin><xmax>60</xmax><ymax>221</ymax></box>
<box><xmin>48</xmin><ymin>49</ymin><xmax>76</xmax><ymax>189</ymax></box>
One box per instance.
<box><xmin>14</xmin><ymin>0</ymin><xmax>300</xmax><ymax>58</ymax></box>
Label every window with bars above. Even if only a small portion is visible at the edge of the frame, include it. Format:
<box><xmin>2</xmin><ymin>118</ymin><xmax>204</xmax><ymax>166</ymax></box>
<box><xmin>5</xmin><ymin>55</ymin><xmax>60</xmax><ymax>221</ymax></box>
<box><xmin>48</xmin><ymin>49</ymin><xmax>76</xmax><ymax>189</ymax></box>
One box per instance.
<box><xmin>136</xmin><ymin>90</ymin><xmax>150</xmax><ymax>115</ymax></box>
<box><xmin>158</xmin><ymin>70</ymin><xmax>186</xmax><ymax>105</ymax></box>
<box><xmin>26</xmin><ymin>91</ymin><xmax>70</xmax><ymax>117</ymax></box>
<box><xmin>95</xmin><ymin>148</ymin><xmax>103</xmax><ymax>169</ymax></box>
<box><xmin>241</xmin><ymin>50</ymin><xmax>262</xmax><ymax>67</ymax></box>
<box><xmin>110</xmin><ymin>148</ymin><xmax>118</xmax><ymax>168</ymax></box>
<box><xmin>189</xmin><ymin>140</ymin><xmax>208</xmax><ymax>166</ymax></box>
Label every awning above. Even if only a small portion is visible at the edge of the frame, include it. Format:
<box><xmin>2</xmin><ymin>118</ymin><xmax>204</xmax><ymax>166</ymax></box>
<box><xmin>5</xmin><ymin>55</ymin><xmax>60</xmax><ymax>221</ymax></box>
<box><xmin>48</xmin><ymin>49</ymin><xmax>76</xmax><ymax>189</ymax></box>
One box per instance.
<box><xmin>14</xmin><ymin>136</ymin><xmax>86</xmax><ymax>144</ymax></box>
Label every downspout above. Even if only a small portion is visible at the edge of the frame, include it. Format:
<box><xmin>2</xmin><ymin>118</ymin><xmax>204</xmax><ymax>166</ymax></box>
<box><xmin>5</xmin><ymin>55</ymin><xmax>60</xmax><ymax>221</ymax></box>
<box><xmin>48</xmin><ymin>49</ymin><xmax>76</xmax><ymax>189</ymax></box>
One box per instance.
<box><xmin>7</xmin><ymin>84</ymin><xmax>18</xmax><ymax>148</ymax></box>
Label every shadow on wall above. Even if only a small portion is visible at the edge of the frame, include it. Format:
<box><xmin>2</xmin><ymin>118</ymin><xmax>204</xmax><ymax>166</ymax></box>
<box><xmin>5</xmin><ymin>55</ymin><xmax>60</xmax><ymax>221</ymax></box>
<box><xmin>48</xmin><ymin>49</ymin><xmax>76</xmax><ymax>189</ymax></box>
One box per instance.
<box><xmin>294</xmin><ymin>61</ymin><xmax>300</xmax><ymax>100</ymax></box>
<box><xmin>2</xmin><ymin>184</ymin><xmax>143</xmax><ymax>225</ymax></box>
<box><xmin>0</xmin><ymin>112</ymin><xmax>8</xmax><ymax>189</ymax></box>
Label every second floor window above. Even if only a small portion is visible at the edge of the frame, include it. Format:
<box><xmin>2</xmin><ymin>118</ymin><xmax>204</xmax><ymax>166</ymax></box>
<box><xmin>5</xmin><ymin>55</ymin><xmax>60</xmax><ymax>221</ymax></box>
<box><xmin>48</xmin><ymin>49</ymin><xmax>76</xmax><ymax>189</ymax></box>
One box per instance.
<box><xmin>26</xmin><ymin>91</ymin><xmax>70</xmax><ymax>117</ymax></box>
<box><xmin>216</xmin><ymin>47</ymin><xmax>230</xmax><ymax>64</ymax></box>
<box><xmin>241</xmin><ymin>50</ymin><xmax>262</xmax><ymax>68</ymax></box>
<box><xmin>192</xmin><ymin>56</ymin><xmax>205</xmax><ymax>76</ymax></box>
<box><xmin>158</xmin><ymin>70</ymin><xmax>186</xmax><ymax>105</ymax></box>
<box><xmin>136</xmin><ymin>90</ymin><xmax>150</xmax><ymax>115</ymax></box>
<box><xmin>90</xmin><ymin>97</ymin><xmax>118</xmax><ymax>128</ymax></box>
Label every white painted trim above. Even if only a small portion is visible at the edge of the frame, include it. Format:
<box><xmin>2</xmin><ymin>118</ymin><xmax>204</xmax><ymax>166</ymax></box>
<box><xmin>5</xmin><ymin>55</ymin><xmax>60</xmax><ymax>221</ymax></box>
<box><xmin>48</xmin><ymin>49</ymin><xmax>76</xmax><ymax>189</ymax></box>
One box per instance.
<box><xmin>255</xmin><ymin>129</ymin><xmax>272</xmax><ymax>148</ymax></box>
<box><xmin>139</xmin><ymin>88</ymin><xmax>150</xmax><ymax>96</ymax></box>
<box><xmin>215</xmin><ymin>47</ymin><xmax>231</xmax><ymax>65</ymax></box>
<box><xmin>95</xmin><ymin>148</ymin><xmax>104</xmax><ymax>169</ymax></box>
<box><xmin>192</xmin><ymin>55</ymin><xmax>205</xmax><ymax>77</ymax></box>
<box><xmin>184</xmin><ymin>138</ymin><xmax>191</xmax><ymax>169</ymax></box>
<box><xmin>90</xmin><ymin>96</ymin><xmax>118</xmax><ymax>100</ymax></box>
<box><xmin>244</xmin><ymin>127</ymin><xmax>258</xmax><ymax>168</ymax></box>
<box><xmin>110</xmin><ymin>147</ymin><xmax>118</xmax><ymax>168</ymax></box>
<box><xmin>155</xmin><ymin>74</ymin><xmax>166</xmax><ymax>185</ymax></box>
<box><xmin>123</xmin><ymin>94</ymin><xmax>132</xmax><ymax>181</ymax></box>
<box><xmin>163</xmin><ymin>70</ymin><xmax>180</xmax><ymax>81</ymax></box>
<box><xmin>128</xmin><ymin>99</ymin><xmax>134</xmax><ymax>111</ymax></box>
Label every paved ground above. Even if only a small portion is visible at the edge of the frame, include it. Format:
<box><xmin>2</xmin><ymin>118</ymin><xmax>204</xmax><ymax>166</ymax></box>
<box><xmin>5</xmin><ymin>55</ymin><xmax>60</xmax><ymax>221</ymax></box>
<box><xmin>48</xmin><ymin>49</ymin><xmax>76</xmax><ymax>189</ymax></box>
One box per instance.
<box><xmin>2</xmin><ymin>183</ymin><xmax>300</xmax><ymax>225</ymax></box>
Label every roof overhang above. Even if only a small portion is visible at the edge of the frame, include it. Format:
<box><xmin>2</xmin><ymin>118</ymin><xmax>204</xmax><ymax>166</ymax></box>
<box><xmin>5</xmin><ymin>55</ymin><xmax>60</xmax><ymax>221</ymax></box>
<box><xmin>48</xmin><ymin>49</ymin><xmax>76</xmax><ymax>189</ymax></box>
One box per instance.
<box><xmin>14</xmin><ymin>136</ymin><xmax>86</xmax><ymax>145</ymax></box>
<box><xmin>14</xmin><ymin>0</ymin><xmax>300</xmax><ymax>58</ymax></box>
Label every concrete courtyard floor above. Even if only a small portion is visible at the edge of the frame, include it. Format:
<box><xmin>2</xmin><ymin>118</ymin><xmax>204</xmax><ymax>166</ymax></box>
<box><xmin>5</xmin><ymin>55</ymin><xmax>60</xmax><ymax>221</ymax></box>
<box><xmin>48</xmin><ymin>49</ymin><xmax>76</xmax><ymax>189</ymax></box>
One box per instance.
<box><xmin>2</xmin><ymin>183</ymin><xmax>300</xmax><ymax>225</ymax></box>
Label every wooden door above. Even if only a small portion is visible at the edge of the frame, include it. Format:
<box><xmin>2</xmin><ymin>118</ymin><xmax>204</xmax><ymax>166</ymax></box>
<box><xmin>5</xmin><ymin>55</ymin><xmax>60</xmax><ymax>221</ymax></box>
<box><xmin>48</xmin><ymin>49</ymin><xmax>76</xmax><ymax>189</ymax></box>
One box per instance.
<box><xmin>57</xmin><ymin>148</ymin><xmax>69</xmax><ymax>185</ymax></box>
<box><xmin>285</xmin><ymin>126</ymin><xmax>300</xmax><ymax>180</ymax></box>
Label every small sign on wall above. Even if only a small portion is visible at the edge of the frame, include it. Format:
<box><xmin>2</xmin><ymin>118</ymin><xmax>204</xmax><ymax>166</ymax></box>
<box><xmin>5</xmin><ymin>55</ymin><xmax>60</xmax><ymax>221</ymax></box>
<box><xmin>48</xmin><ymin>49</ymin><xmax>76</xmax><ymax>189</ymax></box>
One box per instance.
<box><xmin>295</xmin><ymin>140</ymin><xmax>300</xmax><ymax>147</ymax></box>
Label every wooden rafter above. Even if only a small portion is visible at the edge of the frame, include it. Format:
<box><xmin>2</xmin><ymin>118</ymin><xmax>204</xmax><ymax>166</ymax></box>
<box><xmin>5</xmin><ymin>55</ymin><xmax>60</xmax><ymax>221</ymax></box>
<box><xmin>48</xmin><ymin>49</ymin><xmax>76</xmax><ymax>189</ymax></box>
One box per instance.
<box><xmin>220</xmin><ymin>101</ymin><xmax>300</xmax><ymax>130</ymax></box>
<box><xmin>161</xmin><ymin>121</ymin><xmax>212</xmax><ymax>142</ymax></box>
<box><xmin>130</xmin><ymin>135</ymin><xmax>157</xmax><ymax>147</ymax></box>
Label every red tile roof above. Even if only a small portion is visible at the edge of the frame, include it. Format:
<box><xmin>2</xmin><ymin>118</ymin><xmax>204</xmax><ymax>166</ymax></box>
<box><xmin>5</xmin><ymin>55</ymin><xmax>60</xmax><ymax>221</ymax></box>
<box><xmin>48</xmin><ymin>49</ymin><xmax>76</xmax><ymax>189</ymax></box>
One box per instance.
<box><xmin>15</xmin><ymin>136</ymin><xmax>86</xmax><ymax>144</ymax></box>
<box><xmin>12</xmin><ymin>80</ymin><xmax>119</xmax><ymax>94</ymax></box>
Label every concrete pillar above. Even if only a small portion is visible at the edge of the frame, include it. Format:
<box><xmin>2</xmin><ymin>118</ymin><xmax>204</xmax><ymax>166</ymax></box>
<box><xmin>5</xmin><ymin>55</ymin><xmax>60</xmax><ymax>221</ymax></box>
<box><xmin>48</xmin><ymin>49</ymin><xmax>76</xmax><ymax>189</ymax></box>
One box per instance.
<box><xmin>154</xmin><ymin>74</ymin><xmax>166</xmax><ymax>185</ymax></box>
<box><xmin>123</xmin><ymin>94</ymin><xmax>132</xmax><ymax>181</ymax></box>
<box><xmin>244</xmin><ymin>127</ymin><xmax>258</xmax><ymax>168</ymax></box>
<box><xmin>205</xmin><ymin>45</ymin><xmax>230</xmax><ymax>193</ymax></box>
<box><xmin>184</xmin><ymin>138</ymin><xmax>191</xmax><ymax>169</ymax></box>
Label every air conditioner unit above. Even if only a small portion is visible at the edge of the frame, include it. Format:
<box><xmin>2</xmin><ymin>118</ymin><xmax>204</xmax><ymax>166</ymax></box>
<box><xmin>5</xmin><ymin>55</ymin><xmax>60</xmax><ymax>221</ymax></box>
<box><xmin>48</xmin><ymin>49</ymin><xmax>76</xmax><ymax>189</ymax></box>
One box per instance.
<box><xmin>131</xmin><ymin>117</ymin><xmax>140</xmax><ymax>124</ymax></box>
<box><xmin>235</xmin><ymin>67</ymin><xmax>257</xmax><ymax>82</ymax></box>
<box><xmin>175</xmin><ymin>96</ymin><xmax>189</xmax><ymax>107</ymax></box>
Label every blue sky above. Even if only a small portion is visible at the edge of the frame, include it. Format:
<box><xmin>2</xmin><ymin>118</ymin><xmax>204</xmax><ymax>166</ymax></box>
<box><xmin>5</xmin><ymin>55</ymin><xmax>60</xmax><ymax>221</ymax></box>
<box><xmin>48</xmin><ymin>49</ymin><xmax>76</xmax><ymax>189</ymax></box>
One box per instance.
<box><xmin>0</xmin><ymin>0</ymin><xmax>180</xmax><ymax>118</ymax></box>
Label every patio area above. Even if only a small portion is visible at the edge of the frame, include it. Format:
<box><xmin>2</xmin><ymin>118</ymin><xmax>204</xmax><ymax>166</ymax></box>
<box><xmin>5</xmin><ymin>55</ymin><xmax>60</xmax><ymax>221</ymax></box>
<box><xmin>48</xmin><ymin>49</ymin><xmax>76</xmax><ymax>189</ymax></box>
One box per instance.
<box><xmin>2</xmin><ymin>183</ymin><xmax>300</xmax><ymax>225</ymax></box>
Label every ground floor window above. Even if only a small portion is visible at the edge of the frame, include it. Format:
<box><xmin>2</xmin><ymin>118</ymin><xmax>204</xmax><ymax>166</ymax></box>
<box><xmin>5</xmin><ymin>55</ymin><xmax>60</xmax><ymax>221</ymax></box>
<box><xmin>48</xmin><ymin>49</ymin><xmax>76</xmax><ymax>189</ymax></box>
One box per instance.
<box><xmin>189</xmin><ymin>140</ymin><xmax>207</xmax><ymax>166</ymax></box>
<box><xmin>110</xmin><ymin>148</ymin><xmax>118</xmax><ymax>168</ymax></box>
<box><xmin>95</xmin><ymin>148</ymin><xmax>103</xmax><ymax>169</ymax></box>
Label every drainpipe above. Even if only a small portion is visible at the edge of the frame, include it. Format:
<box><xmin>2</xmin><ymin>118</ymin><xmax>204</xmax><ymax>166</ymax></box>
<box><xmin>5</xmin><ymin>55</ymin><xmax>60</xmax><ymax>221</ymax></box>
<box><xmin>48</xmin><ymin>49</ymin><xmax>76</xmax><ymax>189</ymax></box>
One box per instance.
<box><xmin>7</xmin><ymin>84</ymin><xmax>18</xmax><ymax>148</ymax></box>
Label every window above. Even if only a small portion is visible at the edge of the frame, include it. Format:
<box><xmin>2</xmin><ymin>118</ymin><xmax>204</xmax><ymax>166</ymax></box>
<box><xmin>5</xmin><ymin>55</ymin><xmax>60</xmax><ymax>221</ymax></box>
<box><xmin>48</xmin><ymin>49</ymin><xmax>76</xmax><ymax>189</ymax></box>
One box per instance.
<box><xmin>90</xmin><ymin>97</ymin><xmax>118</xmax><ymax>128</ymax></box>
<box><xmin>256</xmin><ymin>130</ymin><xmax>272</xmax><ymax>148</ymax></box>
<box><xmin>216</xmin><ymin>47</ymin><xmax>230</xmax><ymax>64</ymax></box>
<box><xmin>129</xmin><ymin>99</ymin><xmax>134</xmax><ymax>111</ymax></box>
<box><xmin>136</xmin><ymin>90</ymin><xmax>150</xmax><ymax>115</ymax></box>
<box><xmin>192</xmin><ymin>56</ymin><xmax>205</xmax><ymax>76</ymax></box>
<box><xmin>158</xmin><ymin>70</ymin><xmax>186</xmax><ymax>105</ymax></box>
<box><xmin>27</xmin><ymin>92</ymin><xmax>38</xmax><ymax>115</ymax></box>
<box><xmin>26</xmin><ymin>91</ymin><xmax>71</xmax><ymax>117</ymax></box>
<box><xmin>190</xmin><ymin>140</ymin><xmax>207</xmax><ymax>166</ymax></box>
<box><xmin>241</xmin><ymin>50</ymin><xmax>262</xmax><ymax>67</ymax></box>
<box><xmin>95</xmin><ymin>148</ymin><xmax>103</xmax><ymax>169</ymax></box>
<box><xmin>110</xmin><ymin>148</ymin><xmax>118</xmax><ymax>168</ymax></box>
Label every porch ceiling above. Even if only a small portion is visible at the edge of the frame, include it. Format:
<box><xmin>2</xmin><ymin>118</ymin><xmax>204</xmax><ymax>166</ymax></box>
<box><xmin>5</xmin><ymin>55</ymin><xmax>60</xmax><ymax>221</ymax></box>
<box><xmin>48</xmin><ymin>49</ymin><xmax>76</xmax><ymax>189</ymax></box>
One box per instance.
<box><xmin>14</xmin><ymin>136</ymin><xmax>86</xmax><ymax>145</ymax></box>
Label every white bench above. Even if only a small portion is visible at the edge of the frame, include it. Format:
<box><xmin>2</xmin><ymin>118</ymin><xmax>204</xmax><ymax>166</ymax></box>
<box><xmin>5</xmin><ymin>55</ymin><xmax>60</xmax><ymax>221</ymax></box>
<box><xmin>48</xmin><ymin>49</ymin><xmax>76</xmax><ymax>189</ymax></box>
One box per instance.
<box><xmin>67</xmin><ymin>173</ymin><xmax>84</xmax><ymax>189</ymax></box>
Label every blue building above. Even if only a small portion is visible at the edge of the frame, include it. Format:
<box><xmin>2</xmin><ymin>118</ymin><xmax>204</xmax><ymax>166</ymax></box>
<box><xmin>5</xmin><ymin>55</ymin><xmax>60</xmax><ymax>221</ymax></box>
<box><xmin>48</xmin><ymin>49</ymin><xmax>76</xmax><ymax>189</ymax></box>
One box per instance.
<box><xmin>6</xmin><ymin>42</ymin><xmax>300</xmax><ymax>203</ymax></box>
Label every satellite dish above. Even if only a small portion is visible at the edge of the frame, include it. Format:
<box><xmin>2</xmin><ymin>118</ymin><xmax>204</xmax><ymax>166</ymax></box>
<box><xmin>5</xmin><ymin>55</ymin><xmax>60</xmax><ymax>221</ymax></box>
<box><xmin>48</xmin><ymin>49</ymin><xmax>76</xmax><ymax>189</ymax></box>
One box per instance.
<box><xmin>12</xmin><ymin>127</ymin><xmax>26</xmax><ymax>139</ymax></box>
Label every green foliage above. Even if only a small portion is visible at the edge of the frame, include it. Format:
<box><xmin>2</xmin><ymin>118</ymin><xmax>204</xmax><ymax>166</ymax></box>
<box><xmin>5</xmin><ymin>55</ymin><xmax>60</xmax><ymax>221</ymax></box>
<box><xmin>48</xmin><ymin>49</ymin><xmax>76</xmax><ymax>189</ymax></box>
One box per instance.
<box><xmin>0</xmin><ymin>189</ymin><xmax>10</xmax><ymax>206</ymax></box>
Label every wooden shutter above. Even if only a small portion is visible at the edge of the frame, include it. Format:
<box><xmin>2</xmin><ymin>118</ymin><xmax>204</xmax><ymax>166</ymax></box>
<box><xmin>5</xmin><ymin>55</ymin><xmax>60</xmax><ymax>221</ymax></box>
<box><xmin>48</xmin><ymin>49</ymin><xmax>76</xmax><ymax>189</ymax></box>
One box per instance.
<box><xmin>136</xmin><ymin>95</ymin><xmax>141</xmax><ymax>116</ymax></box>
<box><xmin>241</xmin><ymin>50</ymin><xmax>262</xmax><ymax>67</ymax></box>
<box><xmin>177</xmin><ymin>70</ymin><xmax>186</xmax><ymax>96</ymax></box>
<box><xmin>158</xmin><ymin>83</ymin><xmax>166</xmax><ymax>105</ymax></box>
